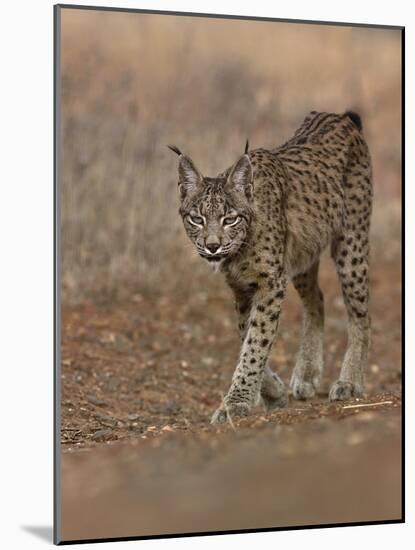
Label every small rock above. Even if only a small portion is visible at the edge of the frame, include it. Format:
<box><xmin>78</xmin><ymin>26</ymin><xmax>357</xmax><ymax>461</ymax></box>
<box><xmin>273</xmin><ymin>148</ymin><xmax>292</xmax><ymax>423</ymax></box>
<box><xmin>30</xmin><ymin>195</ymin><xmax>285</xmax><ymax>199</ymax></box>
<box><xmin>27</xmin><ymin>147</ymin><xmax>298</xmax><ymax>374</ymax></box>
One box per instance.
<box><xmin>87</xmin><ymin>395</ymin><xmax>107</xmax><ymax>407</ymax></box>
<box><xmin>158</xmin><ymin>400</ymin><xmax>181</xmax><ymax>415</ymax></box>
<box><xmin>91</xmin><ymin>429</ymin><xmax>112</xmax><ymax>441</ymax></box>
<box><xmin>151</xmin><ymin>342</ymin><xmax>162</xmax><ymax>352</ymax></box>
<box><xmin>100</xmin><ymin>332</ymin><xmax>116</xmax><ymax>344</ymax></box>
<box><xmin>161</xmin><ymin>425</ymin><xmax>174</xmax><ymax>432</ymax></box>
<box><xmin>94</xmin><ymin>413</ymin><xmax>118</xmax><ymax>427</ymax></box>
<box><xmin>106</xmin><ymin>378</ymin><xmax>120</xmax><ymax>392</ymax></box>
<box><xmin>114</xmin><ymin>334</ymin><xmax>133</xmax><ymax>352</ymax></box>
<box><xmin>127</xmin><ymin>413</ymin><xmax>140</xmax><ymax>421</ymax></box>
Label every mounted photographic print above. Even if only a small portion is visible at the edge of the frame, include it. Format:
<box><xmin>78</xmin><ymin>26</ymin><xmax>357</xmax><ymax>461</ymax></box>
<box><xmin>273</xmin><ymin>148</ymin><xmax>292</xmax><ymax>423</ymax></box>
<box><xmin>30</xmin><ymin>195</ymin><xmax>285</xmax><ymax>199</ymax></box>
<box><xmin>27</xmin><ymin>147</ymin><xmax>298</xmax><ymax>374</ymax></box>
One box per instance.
<box><xmin>54</xmin><ymin>4</ymin><xmax>404</xmax><ymax>544</ymax></box>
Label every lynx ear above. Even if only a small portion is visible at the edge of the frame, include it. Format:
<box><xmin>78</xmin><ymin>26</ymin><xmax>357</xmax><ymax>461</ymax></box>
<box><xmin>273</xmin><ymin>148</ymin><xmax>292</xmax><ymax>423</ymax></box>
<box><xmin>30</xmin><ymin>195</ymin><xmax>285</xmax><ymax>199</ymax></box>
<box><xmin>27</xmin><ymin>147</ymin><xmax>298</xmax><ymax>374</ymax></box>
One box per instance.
<box><xmin>168</xmin><ymin>144</ymin><xmax>203</xmax><ymax>198</ymax></box>
<box><xmin>226</xmin><ymin>154</ymin><xmax>253</xmax><ymax>198</ymax></box>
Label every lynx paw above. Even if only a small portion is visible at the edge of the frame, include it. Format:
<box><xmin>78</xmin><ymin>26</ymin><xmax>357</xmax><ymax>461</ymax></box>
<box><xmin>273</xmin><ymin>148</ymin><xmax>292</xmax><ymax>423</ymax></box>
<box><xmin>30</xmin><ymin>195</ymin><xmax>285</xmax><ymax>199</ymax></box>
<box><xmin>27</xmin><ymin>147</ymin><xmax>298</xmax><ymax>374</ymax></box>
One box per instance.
<box><xmin>261</xmin><ymin>370</ymin><xmax>288</xmax><ymax>411</ymax></box>
<box><xmin>261</xmin><ymin>392</ymin><xmax>288</xmax><ymax>411</ymax></box>
<box><xmin>329</xmin><ymin>380</ymin><xmax>363</xmax><ymax>401</ymax></box>
<box><xmin>210</xmin><ymin>402</ymin><xmax>251</xmax><ymax>425</ymax></box>
<box><xmin>290</xmin><ymin>378</ymin><xmax>316</xmax><ymax>400</ymax></box>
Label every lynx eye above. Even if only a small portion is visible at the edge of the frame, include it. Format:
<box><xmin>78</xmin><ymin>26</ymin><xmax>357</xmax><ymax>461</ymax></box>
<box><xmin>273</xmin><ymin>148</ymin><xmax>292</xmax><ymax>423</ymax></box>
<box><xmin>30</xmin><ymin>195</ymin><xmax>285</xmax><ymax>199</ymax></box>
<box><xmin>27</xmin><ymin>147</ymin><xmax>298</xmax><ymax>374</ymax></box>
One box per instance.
<box><xmin>188</xmin><ymin>215</ymin><xmax>204</xmax><ymax>226</ymax></box>
<box><xmin>223</xmin><ymin>216</ymin><xmax>239</xmax><ymax>226</ymax></box>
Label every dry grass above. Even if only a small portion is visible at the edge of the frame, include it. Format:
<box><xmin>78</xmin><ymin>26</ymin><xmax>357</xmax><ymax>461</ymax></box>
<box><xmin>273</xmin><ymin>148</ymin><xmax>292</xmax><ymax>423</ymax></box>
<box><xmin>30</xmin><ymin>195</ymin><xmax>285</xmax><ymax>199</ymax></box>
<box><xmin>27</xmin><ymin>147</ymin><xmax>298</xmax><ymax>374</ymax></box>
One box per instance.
<box><xmin>60</xmin><ymin>9</ymin><xmax>401</xmax><ymax>303</ymax></box>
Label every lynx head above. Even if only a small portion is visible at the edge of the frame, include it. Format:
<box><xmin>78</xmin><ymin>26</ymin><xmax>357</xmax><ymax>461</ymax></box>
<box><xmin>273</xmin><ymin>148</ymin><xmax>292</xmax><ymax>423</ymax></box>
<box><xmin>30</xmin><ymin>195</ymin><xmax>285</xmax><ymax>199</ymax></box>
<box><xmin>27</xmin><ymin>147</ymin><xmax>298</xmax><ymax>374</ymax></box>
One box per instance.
<box><xmin>169</xmin><ymin>142</ymin><xmax>254</xmax><ymax>269</ymax></box>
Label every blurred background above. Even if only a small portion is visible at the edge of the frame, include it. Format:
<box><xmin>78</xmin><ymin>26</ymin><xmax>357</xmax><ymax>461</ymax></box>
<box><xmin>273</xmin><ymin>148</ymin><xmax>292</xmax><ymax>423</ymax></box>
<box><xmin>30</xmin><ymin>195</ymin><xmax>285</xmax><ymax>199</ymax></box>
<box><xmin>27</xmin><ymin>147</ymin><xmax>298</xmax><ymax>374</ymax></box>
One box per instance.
<box><xmin>59</xmin><ymin>9</ymin><xmax>402</xmax><ymax>541</ymax></box>
<box><xmin>60</xmin><ymin>9</ymin><xmax>401</xmax><ymax>303</ymax></box>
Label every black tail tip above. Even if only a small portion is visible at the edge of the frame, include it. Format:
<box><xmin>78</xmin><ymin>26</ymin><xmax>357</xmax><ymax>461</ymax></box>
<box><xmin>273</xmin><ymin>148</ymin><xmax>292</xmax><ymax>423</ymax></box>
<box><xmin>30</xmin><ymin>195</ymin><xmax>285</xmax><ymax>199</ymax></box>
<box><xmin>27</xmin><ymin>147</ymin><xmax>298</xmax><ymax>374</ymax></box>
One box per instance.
<box><xmin>345</xmin><ymin>110</ymin><xmax>362</xmax><ymax>131</ymax></box>
<box><xmin>167</xmin><ymin>144</ymin><xmax>182</xmax><ymax>156</ymax></box>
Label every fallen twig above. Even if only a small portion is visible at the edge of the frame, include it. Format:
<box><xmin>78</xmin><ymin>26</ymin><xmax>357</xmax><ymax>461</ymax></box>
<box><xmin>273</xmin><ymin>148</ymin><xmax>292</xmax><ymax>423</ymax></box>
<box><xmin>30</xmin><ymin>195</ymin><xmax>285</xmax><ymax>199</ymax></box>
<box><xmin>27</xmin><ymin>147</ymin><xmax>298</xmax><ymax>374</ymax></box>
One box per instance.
<box><xmin>342</xmin><ymin>401</ymin><xmax>394</xmax><ymax>410</ymax></box>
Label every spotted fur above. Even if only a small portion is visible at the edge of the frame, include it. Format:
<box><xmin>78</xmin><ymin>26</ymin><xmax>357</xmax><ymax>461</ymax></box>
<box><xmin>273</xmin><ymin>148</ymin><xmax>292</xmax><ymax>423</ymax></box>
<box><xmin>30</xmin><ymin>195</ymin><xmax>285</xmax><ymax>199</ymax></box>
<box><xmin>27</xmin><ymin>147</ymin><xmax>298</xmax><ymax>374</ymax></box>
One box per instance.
<box><xmin>170</xmin><ymin>110</ymin><xmax>373</xmax><ymax>424</ymax></box>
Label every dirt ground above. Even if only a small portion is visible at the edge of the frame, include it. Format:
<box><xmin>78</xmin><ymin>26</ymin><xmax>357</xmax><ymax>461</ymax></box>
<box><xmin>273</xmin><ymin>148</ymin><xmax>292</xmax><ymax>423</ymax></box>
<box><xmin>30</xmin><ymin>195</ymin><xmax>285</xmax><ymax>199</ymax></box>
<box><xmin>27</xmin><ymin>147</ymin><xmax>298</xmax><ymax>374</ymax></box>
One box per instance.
<box><xmin>60</xmin><ymin>253</ymin><xmax>402</xmax><ymax>542</ymax></box>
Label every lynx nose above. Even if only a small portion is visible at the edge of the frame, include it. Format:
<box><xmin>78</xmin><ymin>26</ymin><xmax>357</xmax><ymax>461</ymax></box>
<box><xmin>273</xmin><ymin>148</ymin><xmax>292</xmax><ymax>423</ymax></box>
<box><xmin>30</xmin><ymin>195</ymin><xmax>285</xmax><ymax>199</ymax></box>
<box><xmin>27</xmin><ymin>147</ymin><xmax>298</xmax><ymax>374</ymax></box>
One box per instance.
<box><xmin>205</xmin><ymin>238</ymin><xmax>221</xmax><ymax>254</ymax></box>
<box><xmin>206</xmin><ymin>242</ymin><xmax>220</xmax><ymax>254</ymax></box>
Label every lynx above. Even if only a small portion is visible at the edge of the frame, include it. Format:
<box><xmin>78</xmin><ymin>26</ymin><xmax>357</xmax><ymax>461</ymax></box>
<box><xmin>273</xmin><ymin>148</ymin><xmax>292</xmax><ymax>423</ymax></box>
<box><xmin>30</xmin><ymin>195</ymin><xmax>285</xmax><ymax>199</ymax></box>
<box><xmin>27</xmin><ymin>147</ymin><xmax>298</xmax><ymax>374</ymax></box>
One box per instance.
<box><xmin>169</xmin><ymin>110</ymin><xmax>372</xmax><ymax>424</ymax></box>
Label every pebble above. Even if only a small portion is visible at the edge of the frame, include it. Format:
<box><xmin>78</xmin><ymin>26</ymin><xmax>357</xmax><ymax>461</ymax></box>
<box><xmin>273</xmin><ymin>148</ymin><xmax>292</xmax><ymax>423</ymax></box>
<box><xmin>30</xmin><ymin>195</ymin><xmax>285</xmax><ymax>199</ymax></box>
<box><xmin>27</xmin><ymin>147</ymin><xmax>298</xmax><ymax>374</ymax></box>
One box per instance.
<box><xmin>162</xmin><ymin>425</ymin><xmax>174</xmax><ymax>432</ymax></box>
<box><xmin>87</xmin><ymin>395</ymin><xmax>107</xmax><ymax>406</ymax></box>
<box><xmin>91</xmin><ymin>429</ymin><xmax>112</xmax><ymax>441</ymax></box>
<box><xmin>158</xmin><ymin>401</ymin><xmax>181</xmax><ymax>415</ymax></box>
<box><xmin>94</xmin><ymin>413</ymin><xmax>118</xmax><ymax>427</ymax></box>
<box><xmin>107</xmin><ymin>378</ymin><xmax>120</xmax><ymax>392</ymax></box>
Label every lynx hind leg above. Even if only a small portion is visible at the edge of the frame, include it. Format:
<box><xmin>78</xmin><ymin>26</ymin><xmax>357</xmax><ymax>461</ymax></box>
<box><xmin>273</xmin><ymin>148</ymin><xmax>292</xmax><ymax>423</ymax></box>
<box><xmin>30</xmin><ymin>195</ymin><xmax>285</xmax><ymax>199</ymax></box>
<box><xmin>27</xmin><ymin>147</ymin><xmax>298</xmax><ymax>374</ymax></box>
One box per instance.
<box><xmin>290</xmin><ymin>261</ymin><xmax>324</xmax><ymax>400</ymax></box>
<box><xmin>330</xmin><ymin>232</ymin><xmax>370</xmax><ymax>400</ymax></box>
<box><xmin>261</xmin><ymin>366</ymin><xmax>288</xmax><ymax>410</ymax></box>
<box><xmin>329</xmin><ymin>137</ymin><xmax>372</xmax><ymax>401</ymax></box>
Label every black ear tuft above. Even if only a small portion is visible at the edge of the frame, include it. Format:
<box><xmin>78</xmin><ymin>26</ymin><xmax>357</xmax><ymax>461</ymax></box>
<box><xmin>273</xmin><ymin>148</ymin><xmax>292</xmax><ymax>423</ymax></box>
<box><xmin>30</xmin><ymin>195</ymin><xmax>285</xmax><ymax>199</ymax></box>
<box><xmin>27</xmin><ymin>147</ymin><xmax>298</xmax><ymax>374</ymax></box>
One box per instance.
<box><xmin>167</xmin><ymin>144</ymin><xmax>182</xmax><ymax>156</ymax></box>
<box><xmin>344</xmin><ymin>111</ymin><xmax>362</xmax><ymax>131</ymax></box>
<box><xmin>244</xmin><ymin>139</ymin><xmax>249</xmax><ymax>155</ymax></box>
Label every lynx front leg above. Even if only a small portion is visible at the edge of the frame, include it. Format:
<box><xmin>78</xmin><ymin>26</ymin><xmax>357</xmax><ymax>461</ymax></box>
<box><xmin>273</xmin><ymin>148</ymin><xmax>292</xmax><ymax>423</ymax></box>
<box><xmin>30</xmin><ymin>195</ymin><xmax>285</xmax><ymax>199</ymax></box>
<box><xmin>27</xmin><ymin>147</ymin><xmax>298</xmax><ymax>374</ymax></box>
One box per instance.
<box><xmin>211</xmin><ymin>275</ymin><xmax>288</xmax><ymax>424</ymax></box>
<box><xmin>232</xmin><ymin>287</ymin><xmax>288</xmax><ymax>413</ymax></box>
